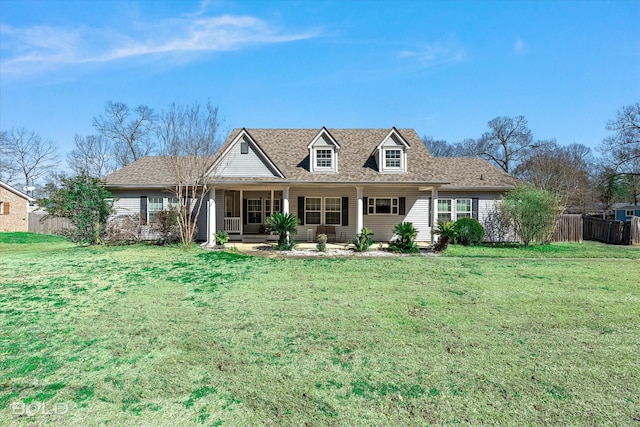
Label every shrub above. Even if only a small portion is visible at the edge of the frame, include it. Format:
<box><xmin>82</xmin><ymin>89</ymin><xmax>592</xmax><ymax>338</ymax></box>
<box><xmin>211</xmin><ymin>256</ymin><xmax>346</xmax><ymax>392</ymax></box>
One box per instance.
<box><xmin>501</xmin><ymin>186</ymin><xmax>560</xmax><ymax>246</ymax></box>
<box><xmin>105</xmin><ymin>214</ymin><xmax>143</xmax><ymax>244</ymax></box>
<box><xmin>265</xmin><ymin>212</ymin><xmax>300</xmax><ymax>250</ymax></box>
<box><xmin>389</xmin><ymin>222</ymin><xmax>419</xmax><ymax>253</ymax></box>
<box><xmin>151</xmin><ymin>208</ymin><xmax>181</xmax><ymax>245</ymax></box>
<box><xmin>316</xmin><ymin>233</ymin><xmax>327</xmax><ymax>252</ymax></box>
<box><xmin>215</xmin><ymin>231</ymin><xmax>229</xmax><ymax>247</ymax></box>
<box><xmin>434</xmin><ymin>220</ymin><xmax>457</xmax><ymax>252</ymax></box>
<box><xmin>454</xmin><ymin>217</ymin><xmax>484</xmax><ymax>246</ymax></box>
<box><xmin>351</xmin><ymin>227</ymin><xmax>375</xmax><ymax>252</ymax></box>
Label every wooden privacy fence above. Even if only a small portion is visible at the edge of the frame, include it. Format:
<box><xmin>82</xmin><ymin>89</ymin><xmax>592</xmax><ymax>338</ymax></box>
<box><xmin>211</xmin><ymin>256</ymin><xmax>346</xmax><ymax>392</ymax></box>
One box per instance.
<box><xmin>631</xmin><ymin>216</ymin><xmax>640</xmax><ymax>245</ymax></box>
<box><xmin>28</xmin><ymin>213</ymin><xmax>72</xmax><ymax>235</ymax></box>
<box><xmin>582</xmin><ymin>216</ymin><xmax>635</xmax><ymax>245</ymax></box>
<box><xmin>551</xmin><ymin>214</ymin><xmax>583</xmax><ymax>242</ymax></box>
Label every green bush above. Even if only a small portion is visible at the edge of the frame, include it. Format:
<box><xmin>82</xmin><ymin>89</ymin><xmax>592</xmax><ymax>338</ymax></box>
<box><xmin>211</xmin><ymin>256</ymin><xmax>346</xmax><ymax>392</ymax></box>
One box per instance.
<box><xmin>151</xmin><ymin>208</ymin><xmax>181</xmax><ymax>245</ymax></box>
<box><xmin>215</xmin><ymin>231</ymin><xmax>229</xmax><ymax>247</ymax></box>
<box><xmin>454</xmin><ymin>217</ymin><xmax>484</xmax><ymax>246</ymax></box>
<box><xmin>265</xmin><ymin>212</ymin><xmax>300</xmax><ymax>250</ymax></box>
<box><xmin>501</xmin><ymin>186</ymin><xmax>560</xmax><ymax>246</ymax></box>
<box><xmin>389</xmin><ymin>222</ymin><xmax>419</xmax><ymax>253</ymax></box>
<box><xmin>351</xmin><ymin>227</ymin><xmax>375</xmax><ymax>252</ymax></box>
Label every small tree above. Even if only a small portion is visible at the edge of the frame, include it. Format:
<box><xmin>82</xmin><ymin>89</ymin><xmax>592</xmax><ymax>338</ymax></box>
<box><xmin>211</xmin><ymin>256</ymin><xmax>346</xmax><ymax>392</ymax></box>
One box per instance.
<box><xmin>41</xmin><ymin>174</ymin><xmax>114</xmax><ymax>245</ymax></box>
<box><xmin>265</xmin><ymin>212</ymin><xmax>300</xmax><ymax>250</ymax></box>
<box><xmin>453</xmin><ymin>217</ymin><xmax>484</xmax><ymax>246</ymax></box>
<box><xmin>501</xmin><ymin>185</ymin><xmax>560</xmax><ymax>246</ymax></box>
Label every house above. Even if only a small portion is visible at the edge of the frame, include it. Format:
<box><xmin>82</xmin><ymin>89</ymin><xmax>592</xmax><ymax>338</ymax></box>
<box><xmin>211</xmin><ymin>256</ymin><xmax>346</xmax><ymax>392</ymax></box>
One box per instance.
<box><xmin>0</xmin><ymin>181</ymin><xmax>36</xmax><ymax>232</ymax></box>
<box><xmin>105</xmin><ymin>128</ymin><xmax>520</xmax><ymax>244</ymax></box>
<box><xmin>614</xmin><ymin>204</ymin><xmax>640</xmax><ymax>222</ymax></box>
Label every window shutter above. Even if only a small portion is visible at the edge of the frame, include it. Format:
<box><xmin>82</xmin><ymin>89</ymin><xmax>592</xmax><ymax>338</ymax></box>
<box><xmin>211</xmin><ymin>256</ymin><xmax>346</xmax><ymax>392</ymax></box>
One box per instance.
<box><xmin>140</xmin><ymin>196</ymin><xmax>147</xmax><ymax>225</ymax></box>
<box><xmin>472</xmin><ymin>198</ymin><xmax>479</xmax><ymax>220</ymax></box>
<box><xmin>243</xmin><ymin>199</ymin><xmax>248</xmax><ymax>225</ymax></box>
<box><xmin>363</xmin><ymin>197</ymin><xmax>368</xmax><ymax>215</ymax></box>
<box><xmin>428</xmin><ymin>197</ymin><xmax>432</xmax><ymax>227</ymax></box>
<box><xmin>399</xmin><ymin>197</ymin><xmax>406</xmax><ymax>215</ymax></box>
<box><xmin>298</xmin><ymin>196</ymin><xmax>305</xmax><ymax>225</ymax></box>
<box><xmin>342</xmin><ymin>197</ymin><xmax>349</xmax><ymax>226</ymax></box>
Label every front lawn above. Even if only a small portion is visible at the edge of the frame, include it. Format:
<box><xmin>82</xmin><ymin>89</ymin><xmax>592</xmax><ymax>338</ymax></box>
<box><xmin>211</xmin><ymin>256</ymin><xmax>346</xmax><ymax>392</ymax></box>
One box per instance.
<box><xmin>1</xmin><ymin>233</ymin><xmax>638</xmax><ymax>425</ymax></box>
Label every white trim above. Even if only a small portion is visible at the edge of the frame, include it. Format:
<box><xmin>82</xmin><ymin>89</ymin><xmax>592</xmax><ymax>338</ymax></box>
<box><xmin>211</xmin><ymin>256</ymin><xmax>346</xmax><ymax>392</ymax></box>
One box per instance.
<box><xmin>367</xmin><ymin>197</ymin><xmax>399</xmax><ymax>215</ymax></box>
<box><xmin>356</xmin><ymin>186</ymin><xmax>363</xmax><ymax>233</ymax></box>
<box><xmin>0</xmin><ymin>181</ymin><xmax>36</xmax><ymax>202</ymax></box>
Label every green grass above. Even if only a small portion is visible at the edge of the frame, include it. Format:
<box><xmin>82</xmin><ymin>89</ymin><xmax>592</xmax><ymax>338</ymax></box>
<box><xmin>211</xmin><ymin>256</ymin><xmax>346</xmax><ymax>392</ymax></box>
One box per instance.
<box><xmin>1</xmin><ymin>232</ymin><xmax>639</xmax><ymax>425</ymax></box>
<box><xmin>445</xmin><ymin>241</ymin><xmax>640</xmax><ymax>259</ymax></box>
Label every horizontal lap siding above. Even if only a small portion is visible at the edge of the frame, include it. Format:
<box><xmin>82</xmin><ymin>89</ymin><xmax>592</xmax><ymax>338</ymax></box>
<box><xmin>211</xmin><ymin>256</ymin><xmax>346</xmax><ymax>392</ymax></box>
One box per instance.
<box><xmin>364</xmin><ymin>188</ymin><xmax>428</xmax><ymax>242</ymax></box>
<box><xmin>290</xmin><ymin>187</ymin><xmax>358</xmax><ymax>242</ymax></box>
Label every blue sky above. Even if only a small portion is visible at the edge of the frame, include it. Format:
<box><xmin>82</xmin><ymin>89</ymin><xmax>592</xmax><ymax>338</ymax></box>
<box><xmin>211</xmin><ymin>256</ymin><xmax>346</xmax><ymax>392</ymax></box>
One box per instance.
<box><xmin>1</xmin><ymin>0</ymin><xmax>639</xmax><ymax>158</ymax></box>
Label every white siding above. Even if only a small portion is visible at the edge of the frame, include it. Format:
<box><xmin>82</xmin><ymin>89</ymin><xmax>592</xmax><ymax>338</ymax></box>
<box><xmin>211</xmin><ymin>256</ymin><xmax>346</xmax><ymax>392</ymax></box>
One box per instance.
<box><xmin>211</xmin><ymin>137</ymin><xmax>279</xmax><ymax>177</ymax></box>
<box><xmin>290</xmin><ymin>187</ymin><xmax>358</xmax><ymax>242</ymax></box>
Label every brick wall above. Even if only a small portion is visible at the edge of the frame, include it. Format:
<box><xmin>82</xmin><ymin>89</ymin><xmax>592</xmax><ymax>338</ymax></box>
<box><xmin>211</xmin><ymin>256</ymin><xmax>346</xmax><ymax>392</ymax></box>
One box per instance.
<box><xmin>0</xmin><ymin>186</ymin><xmax>30</xmax><ymax>232</ymax></box>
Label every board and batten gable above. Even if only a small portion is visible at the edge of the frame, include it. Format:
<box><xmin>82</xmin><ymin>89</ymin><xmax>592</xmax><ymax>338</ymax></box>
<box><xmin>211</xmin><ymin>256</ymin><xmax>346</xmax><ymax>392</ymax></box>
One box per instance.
<box><xmin>208</xmin><ymin>134</ymin><xmax>282</xmax><ymax>178</ymax></box>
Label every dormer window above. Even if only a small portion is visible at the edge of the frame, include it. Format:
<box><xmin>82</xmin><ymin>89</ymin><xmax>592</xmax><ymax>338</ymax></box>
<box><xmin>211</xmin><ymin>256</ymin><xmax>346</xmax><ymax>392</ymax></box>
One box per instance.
<box><xmin>308</xmin><ymin>127</ymin><xmax>340</xmax><ymax>173</ymax></box>
<box><xmin>377</xmin><ymin>127</ymin><xmax>410</xmax><ymax>173</ymax></box>
<box><xmin>316</xmin><ymin>149</ymin><xmax>333</xmax><ymax>168</ymax></box>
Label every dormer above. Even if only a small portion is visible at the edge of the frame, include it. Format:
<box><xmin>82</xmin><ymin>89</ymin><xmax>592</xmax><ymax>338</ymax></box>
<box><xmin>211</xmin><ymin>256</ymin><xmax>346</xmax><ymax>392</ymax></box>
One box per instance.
<box><xmin>307</xmin><ymin>127</ymin><xmax>341</xmax><ymax>173</ymax></box>
<box><xmin>377</xmin><ymin>127</ymin><xmax>410</xmax><ymax>173</ymax></box>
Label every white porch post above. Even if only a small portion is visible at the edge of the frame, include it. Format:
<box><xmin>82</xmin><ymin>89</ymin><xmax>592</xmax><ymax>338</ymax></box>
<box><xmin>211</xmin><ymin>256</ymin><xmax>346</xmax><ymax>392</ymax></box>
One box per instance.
<box><xmin>239</xmin><ymin>189</ymin><xmax>244</xmax><ymax>237</ymax></box>
<box><xmin>431</xmin><ymin>186</ymin><xmax>439</xmax><ymax>243</ymax></box>
<box><xmin>356</xmin><ymin>186</ymin><xmax>364</xmax><ymax>233</ymax></box>
<box><xmin>282</xmin><ymin>186</ymin><xmax>290</xmax><ymax>214</ymax></box>
<box><xmin>208</xmin><ymin>187</ymin><xmax>216</xmax><ymax>245</ymax></box>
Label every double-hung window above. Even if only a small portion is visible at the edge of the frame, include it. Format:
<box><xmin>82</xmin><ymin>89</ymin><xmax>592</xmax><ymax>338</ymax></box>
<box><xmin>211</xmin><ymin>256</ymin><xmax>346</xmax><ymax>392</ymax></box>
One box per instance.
<box><xmin>437</xmin><ymin>199</ymin><xmax>452</xmax><ymax>222</ymax></box>
<box><xmin>247</xmin><ymin>199</ymin><xmax>262</xmax><ymax>224</ymax></box>
<box><xmin>368</xmin><ymin>197</ymin><xmax>398</xmax><ymax>215</ymax></box>
<box><xmin>324</xmin><ymin>197</ymin><xmax>341</xmax><ymax>224</ymax></box>
<box><xmin>316</xmin><ymin>149</ymin><xmax>332</xmax><ymax>168</ymax></box>
<box><xmin>456</xmin><ymin>199</ymin><xmax>472</xmax><ymax>218</ymax></box>
<box><xmin>265</xmin><ymin>199</ymin><xmax>281</xmax><ymax>218</ymax></box>
<box><xmin>148</xmin><ymin>197</ymin><xmax>163</xmax><ymax>222</ymax></box>
<box><xmin>385</xmin><ymin>149</ymin><xmax>402</xmax><ymax>169</ymax></box>
<box><xmin>305</xmin><ymin>197</ymin><xmax>322</xmax><ymax>224</ymax></box>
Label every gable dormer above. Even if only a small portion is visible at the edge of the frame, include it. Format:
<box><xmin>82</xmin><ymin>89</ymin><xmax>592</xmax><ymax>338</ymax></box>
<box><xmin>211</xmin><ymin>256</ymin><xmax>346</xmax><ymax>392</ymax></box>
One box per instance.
<box><xmin>377</xmin><ymin>127</ymin><xmax>410</xmax><ymax>173</ymax></box>
<box><xmin>307</xmin><ymin>127</ymin><xmax>341</xmax><ymax>173</ymax></box>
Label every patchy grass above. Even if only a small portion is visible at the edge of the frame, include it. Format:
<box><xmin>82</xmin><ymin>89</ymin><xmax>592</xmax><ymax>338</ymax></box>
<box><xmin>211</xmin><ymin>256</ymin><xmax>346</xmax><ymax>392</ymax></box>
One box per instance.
<box><xmin>0</xmin><ymin>233</ymin><xmax>639</xmax><ymax>425</ymax></box>
<box><xmin>445</xmin><ymin>240</ymin><xmax>640</xmax><ymax>259</ymax></box>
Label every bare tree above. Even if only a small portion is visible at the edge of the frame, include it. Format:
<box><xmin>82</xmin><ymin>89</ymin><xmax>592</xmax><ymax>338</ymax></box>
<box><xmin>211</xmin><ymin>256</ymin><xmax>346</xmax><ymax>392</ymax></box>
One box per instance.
<box><xmin>422</xmin><ymin>136</ymin><xmax>472</xmax><ymax>157</ymax></box>
<box><xmin>67</xmin><ymin>134</ymin><xmax>116</xmax><ymax>178</ymax></box>
<box><xmin>2</xmin><ymin>127</ymin><xmax>59</xmax><ymax>195</ymax></box>
<box><xmin>471</xmin><ymin>116</ymin><xmax>535</xmax><ymax>173</ymax></box>
<box><xmin>156</xmin><ymin>100</ymin><xmax>222</xmax><ymax>248</ymax></box>
<box><xmin>515</xmin><ymin>141</ymin><xmax>595</xmax><ymax>211</ymax></box>
<box><xmin>93</xmin><ymin>101</ymin><xmax>156</xmax><ymax>168</ymax></box>
<box><xmin>0</xmin><ymin>130</ymin><xmax>19</xmax><ymax>184</ymax></box>
<box><xmin>601</xmin><ymin>102</ymin><xmax>640</xmax><ymax>174</ymax></box>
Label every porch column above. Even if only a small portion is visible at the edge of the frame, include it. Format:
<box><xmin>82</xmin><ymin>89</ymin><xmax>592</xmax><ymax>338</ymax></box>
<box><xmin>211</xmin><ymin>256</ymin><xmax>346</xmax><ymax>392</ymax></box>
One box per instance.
<box><xmin>270</xmin><ymin>189</ymin><xmax>274</xmax><ymax>217</ymax></box>
<box><xmin>208</xmin><ymin>187</ymin><xmax>216</xmax><ymax>245</ymax></box>
<box><xmin>356</xmin><ymin>186</ymin><xmax>364</xmax><ymax>233</ymax></box>
<box><xmin>431</xmin><ymin>186</ymin><xmax>439</xmax><ymax>243</ymax></box>
<box><xmin>239</xmin><ymin>189</ymin><xmax>243</xmax><ymax>237</ymax></box>
<box><xmin>282</xmin><ymin>186</ymin><xmax>290</xmax><ymax>214</ymax></box>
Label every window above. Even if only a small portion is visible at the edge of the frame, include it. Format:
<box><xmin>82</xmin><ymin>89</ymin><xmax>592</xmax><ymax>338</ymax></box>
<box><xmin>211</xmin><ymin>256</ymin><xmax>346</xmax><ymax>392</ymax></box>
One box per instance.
<box><xmin>148</xmin><ymin>197</ymin><xmax>163</xmax><ymax>222</ymax></box>
<box><xmin>305</xmin><ymin>197</ymin><xmax>321</xmax><ymax>224</ymax></box>
<box><xmin>265</xmin><ymin>199</ymin><xmax>281</xmax><ymax>217</ymax></box>
<box><xmin>167</xmin><ymin>197</ymin><xmax>179</xmax><ymax>210</ymax></box>
<box><xmin>247</xmin><ymin>199</ymin><xmax>262</xmax><ymax>223</ymax></box>
<box><xmin>438</xmin><ymin>199</ymin><xmax>452</xmax><ymax>222</ymax></box>
<box><xmin>0</xmin><ymin>201</ymin><xmax>5</xmax><ymax>215</ymax></box>
<box><xmin>240</xmin><ymin>140</ymin><xmax>249</xmax><ymax>154</ymax></box>
<box><xmin>368</xmin><ymin>197</ymin><xmax>398</xmax><ymax>215</ymax></box>
<box><xmin>385</xmin><ymin>149</ymin><xmax>402</xmax><ymax>168</ymax></box>
<box><xmin>627</xmin><ymin>210</ymin><xmax>635</xmax><ymax>217</ymax></box>
<box><xmin>325</xmin><ymin>197</ymin><xmax>341</xmax><ymax>224</ymax></box>
<box><xmin>316</xmin><ymin>149</ymin><xmax>332</xmax><ymax>168</ymax></box>
<box><xmin>456</xmin><ymin>199</ymin><xmax>472</xmax><ymax>218</ymax></box>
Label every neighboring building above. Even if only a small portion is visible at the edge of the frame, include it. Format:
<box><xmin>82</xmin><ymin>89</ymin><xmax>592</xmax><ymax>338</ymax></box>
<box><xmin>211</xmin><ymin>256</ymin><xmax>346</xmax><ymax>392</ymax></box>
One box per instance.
<box><xmin>614</xmin><ymin>205</ymin><xmax>640</xmax><ymax>222</ymax></box>
<box><xmin>0</xmin><ymin>181</ymin><xmax>36</xmax><ymax>232</ymax></box>
<box><xmin>105</xmin><ymin>127</ymin><xmax>520</xmax><ymax>243</ymax></box>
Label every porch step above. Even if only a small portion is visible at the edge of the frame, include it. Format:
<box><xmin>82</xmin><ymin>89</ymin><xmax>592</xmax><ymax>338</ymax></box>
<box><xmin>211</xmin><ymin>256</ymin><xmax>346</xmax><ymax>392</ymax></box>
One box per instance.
<box><xmin>241</xmin><ymin>235</ymin><xmax>269</xmax><ymax>244</ymax></box>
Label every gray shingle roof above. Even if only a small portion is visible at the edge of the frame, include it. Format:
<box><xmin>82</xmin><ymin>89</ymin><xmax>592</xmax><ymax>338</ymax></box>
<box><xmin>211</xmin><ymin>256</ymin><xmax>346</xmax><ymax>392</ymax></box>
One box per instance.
<box><xmin>105</xmin><ymin>128</ymin><xmax>519</xmax><ymax>190</ymax></box>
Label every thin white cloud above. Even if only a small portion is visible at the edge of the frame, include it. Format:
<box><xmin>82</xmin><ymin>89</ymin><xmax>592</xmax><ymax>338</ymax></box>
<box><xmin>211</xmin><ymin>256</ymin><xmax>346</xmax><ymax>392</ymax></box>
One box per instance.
<box><xmin>398</xmin><ymin>41</ymin><xmax>466</xmax><ymax>67</ymax></box>
<box><xmin>0</xmin><ymin>12</ymin><xmax>319</xmax><ymax>76</ymax></box>
<box><xmin>514</xmin><ymin>38</ymin><xmax>525</xmax><ymax>54</ymax></box>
